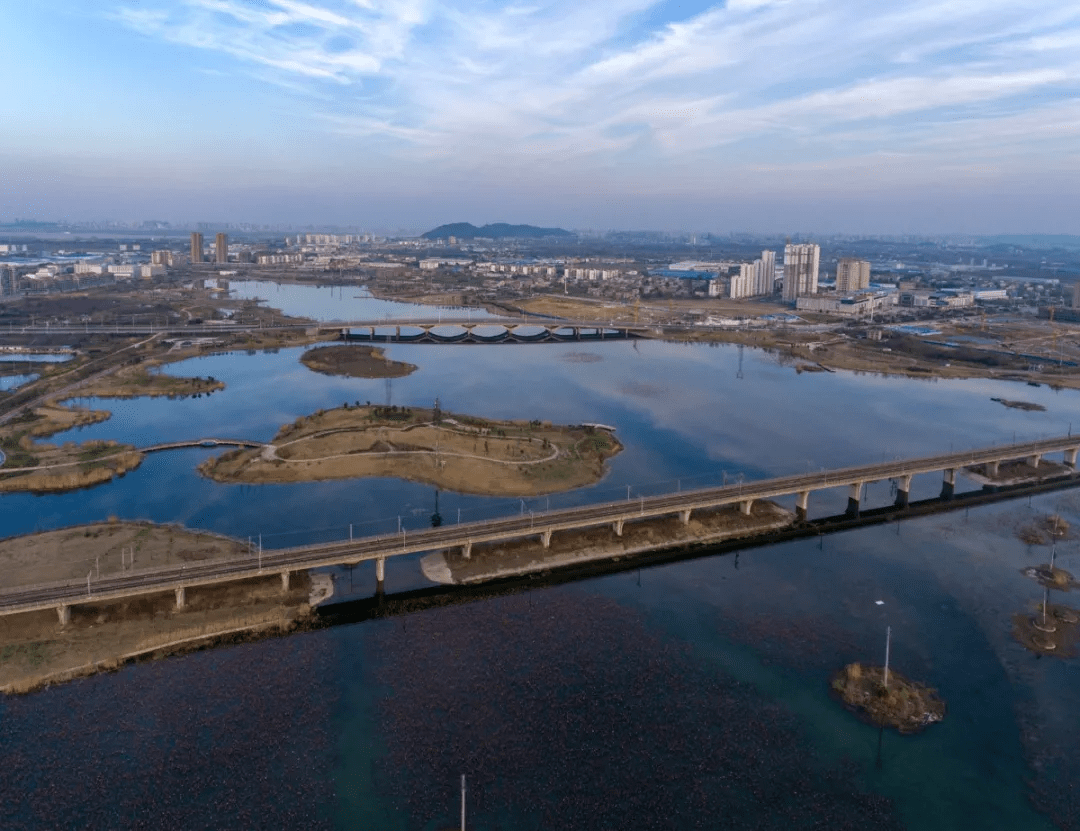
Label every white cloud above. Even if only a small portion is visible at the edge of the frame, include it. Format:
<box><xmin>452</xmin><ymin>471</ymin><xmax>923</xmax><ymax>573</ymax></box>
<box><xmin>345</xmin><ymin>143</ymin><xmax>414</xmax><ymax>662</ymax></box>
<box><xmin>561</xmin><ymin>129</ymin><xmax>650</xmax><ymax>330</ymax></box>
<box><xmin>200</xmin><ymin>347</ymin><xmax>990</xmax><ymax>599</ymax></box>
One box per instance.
<box><xmin>93</xmin><ymin>0</ymin><xmax>1080</xmax><ymax>206</ymax></box>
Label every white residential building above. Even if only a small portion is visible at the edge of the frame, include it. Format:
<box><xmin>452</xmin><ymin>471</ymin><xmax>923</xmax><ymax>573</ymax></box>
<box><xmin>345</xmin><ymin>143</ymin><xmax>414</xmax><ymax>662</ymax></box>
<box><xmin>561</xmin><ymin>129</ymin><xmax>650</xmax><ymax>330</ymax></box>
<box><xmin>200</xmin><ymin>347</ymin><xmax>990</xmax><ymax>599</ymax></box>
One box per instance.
<box><xmin>836</xmin><ymin>258</ymin><xmax>871</xmax><ymax>293</ymax></box>
<box><xmin>783</xmin><ymin>243</ymin><xmax>820</xmax><ymax>302</ymax></box>
<box><xmin>752</xmin><ymin>250</ymin><xmax>776</xmax><ymax>296</ymax></box>
<box><xmin>728</xmin><ymin>264</ymin><xmax>754</xmax><ymax>299</ymax></box>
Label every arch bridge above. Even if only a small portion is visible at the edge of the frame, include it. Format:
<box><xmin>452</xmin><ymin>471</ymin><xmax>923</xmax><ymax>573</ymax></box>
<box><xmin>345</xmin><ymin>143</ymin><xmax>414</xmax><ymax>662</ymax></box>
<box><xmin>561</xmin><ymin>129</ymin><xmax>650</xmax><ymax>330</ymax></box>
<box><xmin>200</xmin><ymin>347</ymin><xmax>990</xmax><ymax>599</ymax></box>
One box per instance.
<box><xmin>340</xmin><ymin>322</ymin><xmax>644</xmax><ymax>344</ymax></box>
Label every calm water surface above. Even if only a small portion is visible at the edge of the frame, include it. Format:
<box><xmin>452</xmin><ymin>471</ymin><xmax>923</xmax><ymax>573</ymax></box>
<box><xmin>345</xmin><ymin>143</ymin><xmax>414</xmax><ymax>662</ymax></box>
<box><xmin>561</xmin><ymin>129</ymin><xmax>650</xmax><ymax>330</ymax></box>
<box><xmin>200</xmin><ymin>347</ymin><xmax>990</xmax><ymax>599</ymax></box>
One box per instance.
<box><xmin>1</xmin><ymin>290</ymin><xmax>1078</xmax><ymax>829</ymax></box>
<box><xmin>225</xmin><ymin>280</ymin><xmax>501</xmax><ymax>323</ymax></box>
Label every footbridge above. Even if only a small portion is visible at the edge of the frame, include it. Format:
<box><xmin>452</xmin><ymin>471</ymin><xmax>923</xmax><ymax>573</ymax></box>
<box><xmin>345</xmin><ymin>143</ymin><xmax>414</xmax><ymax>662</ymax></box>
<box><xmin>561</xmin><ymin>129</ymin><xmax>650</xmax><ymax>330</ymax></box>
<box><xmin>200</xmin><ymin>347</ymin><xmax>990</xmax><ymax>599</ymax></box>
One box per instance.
<box><xmin>3</xmin><ymin>434</ymin><xmax>1079</xmax><ymax>623</ymax></box>
<box><xmin>142</xmin><ymin>438</ymin><xmax>267</xmax><ymax>452</ymax></box>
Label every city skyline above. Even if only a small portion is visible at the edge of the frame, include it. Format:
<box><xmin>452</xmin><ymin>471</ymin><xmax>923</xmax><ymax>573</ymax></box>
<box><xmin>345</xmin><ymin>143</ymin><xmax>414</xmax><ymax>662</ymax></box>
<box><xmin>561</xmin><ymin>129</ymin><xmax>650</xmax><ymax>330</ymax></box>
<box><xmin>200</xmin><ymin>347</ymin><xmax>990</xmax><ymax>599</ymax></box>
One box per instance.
<box><xmin>2</xmin><ymin>1</ymin><xmax>1078</xmax><ymax>234</ymax></box>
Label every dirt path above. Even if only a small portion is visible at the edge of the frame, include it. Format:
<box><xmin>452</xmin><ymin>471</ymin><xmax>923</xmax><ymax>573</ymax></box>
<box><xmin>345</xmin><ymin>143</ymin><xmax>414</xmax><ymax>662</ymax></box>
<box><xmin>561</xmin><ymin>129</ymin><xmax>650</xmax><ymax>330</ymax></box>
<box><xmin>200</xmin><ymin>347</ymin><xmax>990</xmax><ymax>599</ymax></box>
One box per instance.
<box><xmin>203</xmin><ymin>405</ymin><xmax>622</xmax><ymax>496</ymax></box>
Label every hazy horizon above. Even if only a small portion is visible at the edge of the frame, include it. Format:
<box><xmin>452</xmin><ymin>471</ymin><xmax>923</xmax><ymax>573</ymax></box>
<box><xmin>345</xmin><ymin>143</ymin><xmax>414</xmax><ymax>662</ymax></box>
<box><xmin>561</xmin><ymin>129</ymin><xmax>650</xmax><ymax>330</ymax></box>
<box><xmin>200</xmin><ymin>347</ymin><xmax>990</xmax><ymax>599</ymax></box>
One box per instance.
<box><xmin>3</xmin><ymin>1</ymin><xmax>1078</xmax><ymax>235</ymax></box>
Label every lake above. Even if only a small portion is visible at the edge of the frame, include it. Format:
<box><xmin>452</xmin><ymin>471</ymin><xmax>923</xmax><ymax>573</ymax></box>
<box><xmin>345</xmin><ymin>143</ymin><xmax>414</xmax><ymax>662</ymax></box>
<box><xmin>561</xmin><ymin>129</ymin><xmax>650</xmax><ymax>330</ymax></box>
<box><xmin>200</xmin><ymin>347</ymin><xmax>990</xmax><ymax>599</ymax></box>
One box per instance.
<box><xmin>1</xmin><ymin>287</ymin><xmax>1077</xmax><ymax>830</ymax></box>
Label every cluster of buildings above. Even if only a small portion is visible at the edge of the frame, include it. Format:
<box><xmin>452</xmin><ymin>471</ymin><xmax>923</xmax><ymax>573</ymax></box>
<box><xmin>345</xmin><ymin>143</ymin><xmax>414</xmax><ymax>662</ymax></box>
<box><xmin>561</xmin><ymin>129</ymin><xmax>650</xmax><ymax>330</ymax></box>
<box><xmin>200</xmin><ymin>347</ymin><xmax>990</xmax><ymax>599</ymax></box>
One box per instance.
<box><xmin>291</xmin><ymin>234</ymin><xmax>374</xmax><ymax>247</ymax></box>
<box><xmin>0</xmin><ymin>261</ymin><xmax>118</xmax><ymax>296</ymax></box>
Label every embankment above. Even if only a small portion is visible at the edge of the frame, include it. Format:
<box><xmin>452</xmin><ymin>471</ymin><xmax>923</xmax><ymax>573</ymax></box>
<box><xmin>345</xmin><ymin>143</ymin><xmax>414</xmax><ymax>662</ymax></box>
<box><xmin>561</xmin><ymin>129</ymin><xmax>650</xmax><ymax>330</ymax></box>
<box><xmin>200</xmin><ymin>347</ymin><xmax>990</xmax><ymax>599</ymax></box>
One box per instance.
<box><xmin>422</xmin><ymin>500</ymin><xmax>794</xmax><ymax>584</ymax></box>
<box><xmin>0</xmin><ymin>571</ymin><xmax>332</xmax><ymax>696</ymax></box>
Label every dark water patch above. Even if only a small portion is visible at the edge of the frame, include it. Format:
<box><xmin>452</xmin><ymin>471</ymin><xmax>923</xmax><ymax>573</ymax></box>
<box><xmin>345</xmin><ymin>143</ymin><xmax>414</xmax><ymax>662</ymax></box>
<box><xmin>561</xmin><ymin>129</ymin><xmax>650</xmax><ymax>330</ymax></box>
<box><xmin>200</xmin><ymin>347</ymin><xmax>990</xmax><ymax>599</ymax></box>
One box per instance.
<box><xmin>0</xmin><ymin>632</ymin><xmax>339</xmax><ymax>830</ymax></box>
<box><xmin>366</xmin><ymin>589</ymin><xmax>902</xmax><ymax>830</ymax></box>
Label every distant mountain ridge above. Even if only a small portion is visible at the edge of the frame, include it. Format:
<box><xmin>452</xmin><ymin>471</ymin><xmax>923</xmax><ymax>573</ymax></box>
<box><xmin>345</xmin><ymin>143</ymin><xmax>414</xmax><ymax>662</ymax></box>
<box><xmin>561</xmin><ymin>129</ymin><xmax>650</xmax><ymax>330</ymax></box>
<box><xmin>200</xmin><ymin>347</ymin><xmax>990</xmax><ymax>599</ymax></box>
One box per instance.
<box><xmin>422</xmin><ymin>222</ymin><xmax>573</xmax><ymax>240</ymax></box>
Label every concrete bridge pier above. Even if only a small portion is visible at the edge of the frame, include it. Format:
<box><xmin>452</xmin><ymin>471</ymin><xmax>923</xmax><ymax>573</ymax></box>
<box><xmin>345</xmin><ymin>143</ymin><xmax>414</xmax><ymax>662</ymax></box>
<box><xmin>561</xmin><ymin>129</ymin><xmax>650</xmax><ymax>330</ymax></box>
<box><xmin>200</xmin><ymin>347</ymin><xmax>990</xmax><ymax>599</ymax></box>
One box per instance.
<box><xmin>541</xmin><ymin>529</ymin><xmax>552</xmax><ymax>549</ymax></box>
<box><xmin>796</xmin><ymin>491</ymin><xmax>810</xmax><ymax>521</ymax></box>
<box><xmin>739</xmin><ymin>500</ymin><xmax>753</xmax><ymax>516</ymax></box>
<box><xmin>175</xmin><ymin>587</ymin><xmax>186</xmax><ymax>609</ymax></box>
<box><xmin>613</xmin><ymin>519</ymin><xmax>624</xmax><ymax>537</ymax></box>
<box><xmin>679</xmin><ymin>509</ymin><xmax>692</xmax><ymax>525</ymax></box>
<box><xmin>941</xmin><ymin>468</ymin><xmax>956</xmax><ymax>499</ymax></box>
<box><xmin>57</xmin><ymin>605</ymin><xmax>70</xmax><ymax>625</ymax></box>
<box><xmin>986</xmin><ymin>460</ymin><xmax>1000</xmax><ymax>477</ymax></box>
<box><xmin>1066</xmin><ymin>448</ymin><xmax>1079</xmax><ymax>468</ymax></box>
<box><xmin>1028</xmin><ymin>453</ymin><xmax>1043</xmax><ymax>468</ymax></box>
<box><xmin>895</xmin><ymin>474</ymin><xmax>912</xmax><ymax>509</ymax></box>
<box><xmin>280</xmin><ymin>571</ymin><xmax>290</xmax><ymax>592</ymax></box>
<box><xmin>462</xmin><ymin>540</ymin><xmax>472</xmax><ymax>559</ymax></box>
<box><xmin>847</xmin><ymin>482</ymin><xmax>863</xmax><ymax>517</ymax></box>
<box><xmin>375</xmin><ymin>557</ymin><xmax>386</xmax><ymax>594</ymax></box>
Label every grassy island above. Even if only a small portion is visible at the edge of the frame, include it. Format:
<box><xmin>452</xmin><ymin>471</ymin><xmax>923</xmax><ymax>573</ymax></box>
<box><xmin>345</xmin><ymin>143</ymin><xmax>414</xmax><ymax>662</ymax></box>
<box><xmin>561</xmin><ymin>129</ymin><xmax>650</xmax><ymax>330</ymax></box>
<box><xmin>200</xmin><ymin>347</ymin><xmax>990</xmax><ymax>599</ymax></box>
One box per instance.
<box><xmin>301</xmin><ymin>345</ymin><xmax>417</xmax><ymax>378</ymax></box>
<box><xmin>0</xmin><ymin>363</ymin><xmax>223</xmax><ymax>493</ymax></box>
<box><xmin>200</xmin><ymin>404</ymin><xmax>622</xmax><ymax>496</ymax></box>
<box><xmin>831</xmin><ymin>663</ymin><xmax>945</xmax><ymax>734</ymax></box>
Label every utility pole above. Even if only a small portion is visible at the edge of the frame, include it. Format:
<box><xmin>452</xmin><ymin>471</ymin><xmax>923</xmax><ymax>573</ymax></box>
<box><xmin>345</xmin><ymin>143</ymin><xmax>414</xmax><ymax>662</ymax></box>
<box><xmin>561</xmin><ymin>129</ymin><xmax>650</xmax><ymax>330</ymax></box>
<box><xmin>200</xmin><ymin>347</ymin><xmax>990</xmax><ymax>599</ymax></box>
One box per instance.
<box><xmin>460</xmin><ymin>774</ymin><xmax>467</xmax><ymax>831</ymax></box>
<box><xmin>883</xmin><ymin>626</ymin><xmax>892</xmax><ymax>689</ymax></box>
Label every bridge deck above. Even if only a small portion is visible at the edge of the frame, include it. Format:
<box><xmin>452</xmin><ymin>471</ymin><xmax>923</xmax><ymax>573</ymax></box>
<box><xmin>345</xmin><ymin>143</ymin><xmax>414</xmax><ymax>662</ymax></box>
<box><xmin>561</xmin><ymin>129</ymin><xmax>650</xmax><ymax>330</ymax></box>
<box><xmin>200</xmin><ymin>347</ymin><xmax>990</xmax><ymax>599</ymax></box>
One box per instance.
<box><xmin>1</xmin><ymin>435</ymin><xmax>1077</xmax><ymax>616</ymax></box>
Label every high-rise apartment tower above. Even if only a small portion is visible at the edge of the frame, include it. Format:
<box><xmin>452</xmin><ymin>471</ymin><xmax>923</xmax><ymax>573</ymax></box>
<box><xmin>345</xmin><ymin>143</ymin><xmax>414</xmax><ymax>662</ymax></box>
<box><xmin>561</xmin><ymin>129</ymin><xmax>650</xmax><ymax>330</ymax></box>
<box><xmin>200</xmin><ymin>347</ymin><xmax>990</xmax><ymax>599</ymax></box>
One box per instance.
<box><xmin>729</xmin><ymin>264</ymin><xmax>754</xmax><ymax>299</ymax></box>
<box><xmin>752</xmin><ymin>249</ymin><xmax>776</xmax><ymax>296</ymax></box>
<box><xmin>782</xmin><ymin>243</ymin><xmax>820</xmax><ymax>303</ymax></box>
<box><xmin>215</xmin><ymin>233</ymin><xmax>229</xmax><ymax>264</ymax></box>
<box><xmin>190</xmin><ymin>232</ymin><xmax>204</xmax><ymax>263</ymax></box>
<box><xmin>836</xmin><ymin>258</ymin><xmax>871</xmax><ymax>293</ymax></box>
<box><xmin>0</xmin><ymin>266</ymin><xmax>17</xmax><ymax>297</ymax></box>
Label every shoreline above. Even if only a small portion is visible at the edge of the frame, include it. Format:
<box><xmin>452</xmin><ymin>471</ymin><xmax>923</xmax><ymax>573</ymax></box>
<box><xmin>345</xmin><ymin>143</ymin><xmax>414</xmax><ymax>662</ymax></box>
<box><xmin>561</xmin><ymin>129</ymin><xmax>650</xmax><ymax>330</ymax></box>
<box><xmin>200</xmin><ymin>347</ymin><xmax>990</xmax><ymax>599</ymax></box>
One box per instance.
<box><xmin>0</xmin><ymin>519</ymin><xmax>338</xmax><ymax>696</ymax></box>
<box><xmin>200</xmin><ymin>405</ymin><xmax>623</xmax><ymax>497</ymax></box>
<box><xmin>2</xmin><ymin>615</ymin><xmax>306</xmax><ymax>696</ymax></box>
<box><xmin>0</xmin><ymin>569</ymin><xmax>332</xmax><ymax>696</ymax></box>
<box><xmin>0</xmin><ymin>363</ymin><xmax>226</xmax><ymax>493</ymax></box>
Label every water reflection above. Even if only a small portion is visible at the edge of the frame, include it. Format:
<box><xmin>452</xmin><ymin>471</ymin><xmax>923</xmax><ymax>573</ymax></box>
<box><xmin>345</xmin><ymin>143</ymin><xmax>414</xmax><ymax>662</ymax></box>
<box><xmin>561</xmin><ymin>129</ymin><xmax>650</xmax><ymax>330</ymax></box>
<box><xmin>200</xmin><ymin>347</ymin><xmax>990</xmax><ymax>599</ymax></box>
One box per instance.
<box><xmin>224</xmin><ymin>280</ymin><xmax>500</xmax><ymax>323</ymax></box>
<box><xmin>0</xmin><ymin>374</ymin><xmax>38</xmax><ymax>391</ymax></box>
<box><xmin>1</xmin><ymin>297</ymin><xmax>1079</xmax><ymax>828</ymax></box>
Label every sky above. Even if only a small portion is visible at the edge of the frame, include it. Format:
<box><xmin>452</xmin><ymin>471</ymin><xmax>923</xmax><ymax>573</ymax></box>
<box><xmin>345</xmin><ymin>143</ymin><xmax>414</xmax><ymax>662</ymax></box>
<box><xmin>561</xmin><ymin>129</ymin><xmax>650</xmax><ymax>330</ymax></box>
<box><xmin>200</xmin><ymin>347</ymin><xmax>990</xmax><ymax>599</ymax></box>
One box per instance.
<box><xmin>1</xmin><ymin>0</ymin><xmax>1078</xmax><ymax>234</ymax></box>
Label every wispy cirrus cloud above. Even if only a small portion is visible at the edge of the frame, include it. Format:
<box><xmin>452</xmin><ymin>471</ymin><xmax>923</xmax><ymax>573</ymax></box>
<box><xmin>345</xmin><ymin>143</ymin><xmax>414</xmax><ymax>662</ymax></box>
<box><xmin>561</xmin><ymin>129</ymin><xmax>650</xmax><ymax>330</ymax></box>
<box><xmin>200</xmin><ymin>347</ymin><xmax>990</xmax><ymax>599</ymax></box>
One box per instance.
<box><xmin>9</xmin><ymin>0</ymin><xmax>1073</xmax><ymax>227</ymax></box>
<box><xmin>111</xmin><ymin>0</ymin><xmax>1080</xmax><ymax>158</ymax></box>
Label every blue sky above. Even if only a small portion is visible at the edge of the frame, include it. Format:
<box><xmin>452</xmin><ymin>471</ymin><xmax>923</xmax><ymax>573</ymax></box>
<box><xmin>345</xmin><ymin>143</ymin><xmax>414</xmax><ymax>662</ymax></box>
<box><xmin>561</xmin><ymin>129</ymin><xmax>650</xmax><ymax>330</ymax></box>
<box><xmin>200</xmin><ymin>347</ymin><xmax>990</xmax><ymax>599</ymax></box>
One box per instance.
<box><xmin>1</xmin><ymin>0</ymin><xmax>1078</xmax><ymax>233</ymax></box>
